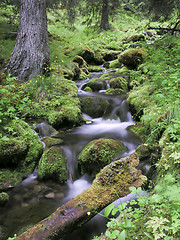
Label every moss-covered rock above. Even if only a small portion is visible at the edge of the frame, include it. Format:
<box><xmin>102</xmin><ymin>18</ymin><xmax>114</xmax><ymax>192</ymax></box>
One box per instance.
<box><xmin>116</xmin><ymin>66</ymin><xmax>130</xmax><ymax>79</ymax></box>
<box><xmin>79</xmin><ymin>69</ymin><xmax>88</xmax><ymax>80</ymax></box>
<box><xmin>38</xmin><ymin>146</ymin><xmax>67</xmax><ymax>183</ymax></box>
<box><xmin>99</xmin><ymin>72</ymin><xmax>118</xmax><ymax>81</ymax></box>
<box><xmin>126</xmin><ymin>33</ymin><xmax>145</xmax><ymax>43</ymax></box>
<box><xmin>0</xmin><ymin>119</ymin><xmax>43</xmax><ymax>175</ymax></box>
<box><xmin>48</xmin><ymin>104</ymin><xmax>82</xmax><ymax>129</ymax></box>
<box><xmin>118</xmin><ymin>48</ymin><xmax>145</xmax><ymax>68</ymax></box>
<box><xmin>85</xmin><ymin>77</ymin><xmax>107</xmax><ymax>91</ymax></box>
<box><xmin>41</xmin><ymin>137</ymin><xmax>63</xmax><ymax>149</ymax></box>
<box><xmin>65</xmin><ymin>45</ymin><xmax>103</xmax><ymax>65</ymax></box>
<box><xmin>73</xmin><ymin>55</ymin><xmax>87</xmax><ymax>68</ymax></box>
<box><xmin>0</xmin><ymin>192</ymin><xmax>9</xmax><ymax>206</ymax></box>
<box><xmin>81</xmin><ymin>96</ymin><xmax>109</xmax><ymax>118</ymax></box>
<box><xmin>109</xmin><ymin>77</ymin><xmax>128</xmax><ymax>91</ymax></box>
<box><xmin>78</xmin><ymin>138</ymin><xmax>127</xmax><ymax>176</ymax></box>
<box><xmin>102</xmin><ymin>50</ymin><xmax>121</xmax><ymax>61</ymax></box>
<box><xmin>109</xmin><ymin>59</ymin><xmax>122</xmax><ymax>69</ymax></box>
<box><xmin>87</xmin><ymin>65</ymin><xmax>103</xmax><ymax>72</ymax></box>
<box><xmin>136</xmin><ymin>144</ymin><xmax>161</xmax><ymax>164</ymax></box>
<box><xmin>0</xmin><ymin>139</ymin><xmax>28</xmax><ymax>167</ymax></box>
<box><xmin>83</xmin><ymin>86</ymin><xmax>93</xmax><ymax>92</ymax></box>
<box><xmin>127</xmin><ymin>123</ymin><xmax>147</xmax><ymax>142</ymax></box>
<box><xmin>105</xmin><ymin>88</ymin><xmax>126</xmax><ymax>97</ymax></box>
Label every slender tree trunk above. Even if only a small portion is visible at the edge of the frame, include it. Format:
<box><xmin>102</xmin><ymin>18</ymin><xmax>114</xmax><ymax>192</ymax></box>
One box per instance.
<box><xmin>5</xmin><ymin>0</ymin><xmax>50</xmax><ymax>81</ymax></box>
<box><xmin>100</xmin><ymin>0</ymin><xmax>110</xmax><ymax>30</ymax></box>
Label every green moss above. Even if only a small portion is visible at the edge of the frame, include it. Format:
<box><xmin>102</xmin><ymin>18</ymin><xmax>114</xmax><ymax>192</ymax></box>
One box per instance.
<box><xmin>78</xmin><ymin>138</ymin><xmax>127</xmax><ymax>176</ymax></box>
<box><xmin>81</xmin><ymin>96</ymin><xmax>109</xmax><ymax>118</ymax></box>
<box><xmin>0</xmin><ymin>119</ymin><xmax>43</xmax><ymax>175</ymax></box>
<box><xmin>48</xmin><ymin>105</ymin><xmax>82</xmax><ymax>128</ymax></box>
<box><xmin>99</xmin><ymin>72</ymin><xmax>118</xmax><ymax>81</ymax></box>
<box><xmin>109</xmin><ymin>77</ymin><xmax>128</xmax><ymax>90</ymax></box>
<box><xmin>0</xmin><ymin>139</ymin><xmax>28</xmax><ymax>166</ymax></box>
<box><xmin>118</xmin><ymin>48</ymin><xmax>145</xmax><ymax>68</ymax></box>
<box><xmin>126</xmin><ymin>33</ymin><xmax>145</xmax><ymax>43</ymax></box>
<box><xmin>116</xmin><ymin>66</ymin><xmax>130</xmax><ymax>79</ymax></box>
<box><xmin>0</xmin><ymin>169</ymin><xmax>23</xmax><ymax>190</ymax></box>
<box><xmin>79</xmin><ymin>70</ymin><xmax>88</xmax><ymax>80</ymax></box>
<box><xmin>109</xmin><ymin>59</ymin><xmax>122</xmax><ymax>69</ymax></box>
<box><xmin>0</xmin><ymin>192</ymin><xmax>9</xmax><ymax>206</ymax></box>
<box><xmin>87</xmin><ymin>65</ymin><xmax>103</xmax><ymax>72</ymax></box>
<box><xmin>38</xmin><ymin>146</ymin><xmax>67</xmax><ymax>183</ymax></box>
<box><xmin>41</xmin><ymin>137</ymin><xmax>63</xmax><ymax>148</ymax></box>
<box><xmin>105</xmin><ymin>88</ymin><xmax>126</xmax><ymax>96</ymax></box>
<box><xmin>127</xmin><ymin>123</ymin><xmax>147</xmax><ymax>142</ymax></box>
<box><xmin>86</xmin><ymin>77</ymin><xmax>106</xmax><ymax>91</ymax></box>
<box><xmin>83</xmin><ymin>86</ymin><xmax>93</xmax><ymax>92</ymax></box>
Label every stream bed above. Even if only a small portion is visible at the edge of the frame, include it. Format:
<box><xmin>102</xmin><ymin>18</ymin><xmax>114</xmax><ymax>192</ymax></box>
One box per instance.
<box><xmin>0</xmin><ymin>65</ymin><xmax>144</xmax><ymax>240</ymax></box>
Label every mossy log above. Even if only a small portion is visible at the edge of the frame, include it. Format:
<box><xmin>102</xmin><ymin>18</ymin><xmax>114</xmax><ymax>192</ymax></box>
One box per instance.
<box><xmin>16</xmin><ymin>152</ymin><xmax>146</xmax><ymax>240</ymax></box>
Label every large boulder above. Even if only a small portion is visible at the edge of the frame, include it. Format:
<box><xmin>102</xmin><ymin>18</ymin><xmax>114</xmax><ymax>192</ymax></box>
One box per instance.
<box><xmin>38</xmin><ymin>146</ymin><xmax>67</xmax><ymax>183</ymax></box>
<box><xmin>81</xmin><ymin>96</ymin><xmax>109</xmax><ymax>118</ymax></box>
<box><xmin>118</xmin><ymin>48</ymin><xmax>144</xmax><ymax>69</ymax></box>
<box><xmin>78</xmin><ymin>138</ymin><xmax>127</xmax><ymax>176</ymax></box>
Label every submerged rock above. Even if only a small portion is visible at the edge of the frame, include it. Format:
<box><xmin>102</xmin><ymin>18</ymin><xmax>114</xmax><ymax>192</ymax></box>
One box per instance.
<box><xmin>78</xmin><ymin>138</ymin><xmax>127</xmax><ymax>176</ymax></box>
<box><xmin>38</xmin><ymin>146</ymin><xmax>67</xmax><ymax>183</ymax></box>
<box><xmin>81</xmin><ymin>96</ymin><xmax>109</xmax><ymax>118</ymax></box>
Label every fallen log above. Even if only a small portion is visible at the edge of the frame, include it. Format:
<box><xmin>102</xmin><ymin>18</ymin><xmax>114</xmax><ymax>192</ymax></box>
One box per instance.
<box><xmin>148</xmin><ymin>26</ymin><xmax>180</xmax><ymax>35</ymax></box>
<box><xmin>16</xmin><ymin>152</ymin><xmax>146</xmax><ymax>240</ymax></box>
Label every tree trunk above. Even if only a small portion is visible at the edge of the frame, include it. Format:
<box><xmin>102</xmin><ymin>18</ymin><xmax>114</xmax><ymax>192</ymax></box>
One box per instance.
<box><xmin>15</xmin><ymin>153</ymin><xmax>146</xmax><ymax>240</ymax></box>
<box><xmin>100</xmin><ymin>0</ymin><xmax>110</xmax><ymax>30</ymax></box>
<box><xmin>5</xmin><ymin>0</ymin><xmax>50</xmax><ymax>81</ymax></box>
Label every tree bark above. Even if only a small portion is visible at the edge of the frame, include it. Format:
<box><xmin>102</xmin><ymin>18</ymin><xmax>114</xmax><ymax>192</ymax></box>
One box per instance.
<box><xmin>100</xmin><ymin>0</ymin><xmax>110</xmax><ymax>30</ymax></box>
<box><xmin>15</xmin><ymin>152</ymin><xmax>146</xmax><ymax>240</ymax></box>
<box><xmin>5</xmin><ymin>0</ymin><xmax>50</xmax><ymax>81</ymax></box>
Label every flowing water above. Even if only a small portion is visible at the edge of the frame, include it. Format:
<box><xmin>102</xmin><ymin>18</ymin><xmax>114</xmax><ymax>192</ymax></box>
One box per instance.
<box><xmin>0</xmin><ymin>66</ymin><xmax>146</xmax><ymax>240</ymax></box>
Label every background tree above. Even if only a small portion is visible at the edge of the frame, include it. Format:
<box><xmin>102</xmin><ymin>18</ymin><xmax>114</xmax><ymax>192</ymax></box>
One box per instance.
<box><xmin>3</xmin><ymin>0</ymin><xmax>61</xmax><ymax>81</ymax></box>
<box><xmin>81</xmin><ymin>0</ymin><xmax>121</xmax><ymax>30</ymax></box>
<box><xmin>4</xmin><ymin>0</ymin><xmax>49</xmax><ymax>81</ymax></box>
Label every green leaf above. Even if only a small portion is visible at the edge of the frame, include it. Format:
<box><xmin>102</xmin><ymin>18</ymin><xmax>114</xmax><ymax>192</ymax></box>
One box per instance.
<box><xmin>144</xmin><ymin>232</ymin><xmax>154</xmax><ymax>239</ymax></box>
<box><xmin>118</xmin><ymin>230</ymin><xmax>126</xmax><ymax>240</ymax></box>
<box><xmin>104</xmin><ymin>203</ymin><xmax>115</xmax><ymax>218</ymax></box>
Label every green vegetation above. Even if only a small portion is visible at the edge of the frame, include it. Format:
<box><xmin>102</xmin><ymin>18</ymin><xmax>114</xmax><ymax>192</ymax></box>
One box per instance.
<box><xmin>38</xmin><ymin>146</ymin><xmax>67</xmax><ymax>183</ymax></box>
<box><xmin>78</xmin><ymin>138</ymin><xmax>127</xmax><ymax>176</ymax></box>
<box><xmin>0</xmin><ymin>2</ymin><xmax>180</xmax><ymax>239</ymax></box>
